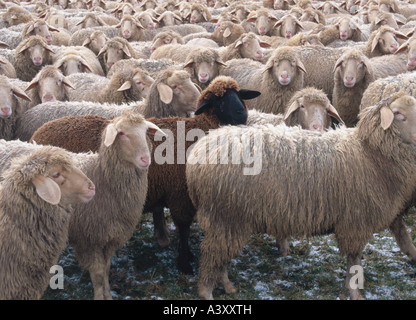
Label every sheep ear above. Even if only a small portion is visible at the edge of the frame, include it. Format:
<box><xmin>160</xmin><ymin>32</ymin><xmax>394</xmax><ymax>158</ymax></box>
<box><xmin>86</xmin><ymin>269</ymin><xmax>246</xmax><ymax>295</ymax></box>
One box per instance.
<box><xmin>194</xmin><ymin>98</ymin><xmax>211</xmax><ymax>115</ymax></box>
<box><xmin>75</xmin><ymin>17</ymin><xmax>86</xmax><ymax>26</ymax></box>
<box><xmin>48</xmin><ymin>25</ymin><xmax>60</xmax><ymax>32</ymax></box>
<box><xmin>12</xmin><ymin>86</ymin><xmax>32</xmax><ymax>101</ymax></box>
<box><xmin>157</xmin><ymin>82</ymin><xmax>173</xmax><ymax>104</ymax></box>
<box><xmin>122</xmin><ymin>44</ymin><xmax>132</xmax><ymax>57</ymax></box>
<box><xmin>171</xmin><ymin>38</ymin><xmax>178</xmax><ymax>44</ymax></box>
<box><xmin>380</xmin><ymin>106</ymin><xmax>394</xmax><ymax>130</ymax></box>
<box><xmin>183</xmin><ymin>58</ymin><xmax>194</xmax><ymax>69</ymax></box>
<box><xmin>44</xmin><ymin>45</ymin><xmax>55</xmax><ymax>54</ymax></box>
<box><xmin>136</xmin><ymin>21</ymin><xmax>145</xmax><ymax>29</ymax></box>
<box><xmin>25</xmin><ymin>78</ymin><xmax>39</xmax><ymax>91</ymax></box>
<box><xmin>260</xmin><ymin>41</ymin><xmax>271</xmax><ymax>48</ymax></box>
<box><xmin>223</xmin><ymin>27</ymin><xmax>231</xmax><ymax>38</ymax></box>
<box><xmin>371</xmin><ymin>34</ymin><xmax>380</xmax><ymax>52</ymax></box>
<box><xmin>117</xmin><ymin>80</ymin><xmax>132</xmax><ymax>91</ymax></box>
<box><xmin>174</xmin><ymin>14</ymin><xmax>183</xmax><ymax>22</ymax></box>
<box><xmin>0</xmin><ymin>41</ymin><xmax>9</xmax><ymax>48</ymax></box>
<box><xmin>327</xmin><ymin>104</ymin><xmax>344</xmax><ymax>125</ymax></box>
<box><xmin>283</xmin><ymin>100</ymin><xmax>300</xmax><ymax>120</ymax></box>
<box><xmin>246</xmin><ymin>15</ymin><xmax>257</xmax><ymax>23</ymax></box>
<box><xmin>32</xmin><ymin>175</ymin><xmax>61</xmax><ymax>205</ymax></box>
<box><xmin>234</xmin><ymin>40</ymin><xmax>243</xmax><ymax>48</ymax></box>
<box><xmin>262</xmin><ymin>58</ymin><xmax>274</xmax><ymax>73</ymax></box>
<box><xmin>97</xmin><ymin>47</ymin><xmax>107</xmax><ymax>57</ymax></box>
<box><xmin>62</xmin><ymin>78</ymin><xmax>75</xmax><ymax>89</ymax></box>
<box><xmin>296</xmin><ymin>60</ymin><xmax>307</xmax><ymax>73</ymax></box>
<box><xmin>238</xmin><ymin>89</ymin><xmax>261</xmax><ymax>100</ymax></box>
<box><xmin>273</xmin><ymin>20</ymin><xmax>283</xmax><ymax>28</ymax></box>
<box><xmin>146</xmin><ymin>120</ymin><xmax>166</xmax><ymax>136</ymax></box>
<box><xmin>215</xmin><ymin>59</ymin><xmax>227</xmax><ymax>67</ymax></box>
<box><xmin>202</xmin><ymin>11</ymin><xmax>208</xmax><ymax>21</ymax></box>
<box><xmin>104</xmin><ymin>123</ymin><xmax>118</xmax><ymax>147</ymax></box>
<box><xmin>395</xmin><ymin>40</ymin><xmax>408</xmax><ymax>54</ymax></box>
<box><xmin>395</xmin><ymin>31</ymin><xmax>408</xmax><ymax>40</ymax></box>
<box><xmin>82</xmin><ymin>37</ymin><xmax>92</xmax><ymax>46</ymax></box>
<box><xmin>25</xmin><ymin>24</ymin><xmax>35</xmax><ymax>36</ymax></box>
<box><xmin>296</xmin><ymin>20</ymin><xmax>303</xmax><ymax>30</ymax></box>
<box><xmin>333</xmin><ymin>56</ymin><xmax>343</xmax><ymax>72</ymax></box>
<box><xmin>80</xmin><ymin>61</ymin><xmax>93</xmax><ymax>73</ymax></box>
<box><xmin>114</xmin><ymin>22</ymin><xmax>122</xmax><ymax>28</ymax></box>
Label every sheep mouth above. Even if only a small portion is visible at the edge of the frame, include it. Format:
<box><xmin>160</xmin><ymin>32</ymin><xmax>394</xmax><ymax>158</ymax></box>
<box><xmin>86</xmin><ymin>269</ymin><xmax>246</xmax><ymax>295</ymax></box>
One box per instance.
<box><xmin>198</xmin><ymin>76</ymin><xmax>209</xmax><ymax>83</ymax></box>
<box><xmin>79</xmin><ymin>190</ymin><xmax>96</xmax><ymax>203</ymax></box>
<box><xmin>344</xmin><ymin>80</ymin><xmax>355</xmax><ymax>88</ymax></box>
<box><xmin>407</xmin><ymin>61</ymin><xmax>416</xmax><ymax>70</ymax></box>
<box><xmin>279</xmin><ymin>77</ymin><xmax>291</xmax><ymax>85</ymax></box>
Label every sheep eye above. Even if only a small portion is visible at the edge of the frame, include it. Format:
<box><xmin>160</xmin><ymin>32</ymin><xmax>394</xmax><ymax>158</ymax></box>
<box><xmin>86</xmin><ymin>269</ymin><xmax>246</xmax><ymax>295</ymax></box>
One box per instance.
<box><xmin>118</xmin><ymin>131</ymin><xmax>125</xmax><ymax>135</ymax></box>
<box><xmin>300</xmin><ymin>104</ymin><xmax>305</xmax><ymax>109</ymax></box>
<box><xmin>52</xmin><ymin>172</ymin><xmax>61</xmax><ymax>179</ymax></box>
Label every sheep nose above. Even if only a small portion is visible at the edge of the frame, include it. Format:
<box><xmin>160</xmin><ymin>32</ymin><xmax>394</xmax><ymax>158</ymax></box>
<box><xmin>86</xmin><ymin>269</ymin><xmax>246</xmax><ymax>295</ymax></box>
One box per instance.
<box><xmin>281</xmin><ymin>72</ymin><xmax>289</xmax><ymax>79</ymax></box>
<box><xmin>256</xmin><ymin>50</ymin><xmax>264</xmax><ymax>59</ymax></box>
<box><xmin>107</xmin><ymin>63</ymin><xmax>113</xmax><ymax>69</ymax></box>
<box><xmin>259</xmin><ymin>27</ymin><xmax>266</xmax><ymax>34</ymax></box>
<box><xmin>140</xmin><ymin>155</ymin><xmax>150</xmax><ymax>167</ymax></box>
<box><xmin>391</xmin><ymin>44</ymin><xmax>398</xmax><ymax>51</ymax></box>
<box><xmin>312</xmin><ymin>124</ymin><xmax>321</xmax><ymax>131</ymax></box>
<box><xmin>123</xmin><ymin>31</ymin><xmax>130</xmax><ymax>38</ymax></box>
<box><xmin>42</xmin><ymin>94</ymin><xmax>55</xmax><ymax>102</ymax></box>
<box><xmin>33</xmin><ymin>57</ymin><xmax>42</xmax><ymax>65</ymax></box>
<box><xmin>0</xmin><ymin>107</ymin><xmax>11</xmax><ymax>117</ymax></box>
<box><xmin>285</xmin><ymin>31</ymin><xmax>292</xmax><ymax>38</ymax></box>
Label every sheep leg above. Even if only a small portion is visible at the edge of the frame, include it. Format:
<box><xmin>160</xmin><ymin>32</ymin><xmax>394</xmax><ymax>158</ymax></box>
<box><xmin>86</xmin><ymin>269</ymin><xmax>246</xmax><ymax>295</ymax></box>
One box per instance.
<box><xmin>277</xmin><ymin>238</ymin><xmax>291</xmax><ymax>256</ymax></box>
<box><xmin>176</xmin><ymin>219</ymin><xmax>194</xmax><ymax>275</ymax></box>
<box><xmin>219</xmin><ymin>268</ymin><xmax>237</xmax><ymax>294</ymax></box>
<box><xmin>103</xmin><ymin>257</ymin><xmax>112</xmax><ymax>300</ymax></box>
<box><xmin>152</xmin><ymin>206</ymin><xmax>170</xmax><ymax>247</ymax></box>
<box><xmin>345</xmin><ymin>254</ymin><xmax>364</xmax><ymax>300</ymax></box>
<box><xmin>389</xmin><ymin>213</ymin><xmax>416</xmax><ymax>263</ymax></box>
<box><xmin>89</xmin><ymin>261</ymin><xmax>106</xmax><ymax>300</ymax></box>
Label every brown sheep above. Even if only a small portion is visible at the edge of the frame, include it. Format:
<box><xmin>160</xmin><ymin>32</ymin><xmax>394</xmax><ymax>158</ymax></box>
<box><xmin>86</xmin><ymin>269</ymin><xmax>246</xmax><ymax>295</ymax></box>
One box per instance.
<box><xmin>245</xmin><ymin>8</ymin><xmax>279</xmax><ymax>36</ymax></box>
<box><xmin>14</xmin><ymin>35</ymin><xmax>55</xmax><ymax>82</ymax></box>
<box><xmin>22</xmin><ymin>19</ymin><xmax>69</xmax><ymax>46</ymax></box>
<box><xmin>0</xmin><ymin>144</ymin><xmax>95</xmax><ymax>300</ymax></box>
<box><xmin>187</xmin><ymin>3</ymin><xmax>212</xmax><ymax>23</ymax></box>
<box><xmin>52</xmin><ymin>46</ymin><xmax>105</xmax><ymax>76</ymax></box>
<box><xmin>186</xmin><ymin>93</ymin><xmax>416</xmax><ymax>300</ymax></box>
<box><xmin>97</xmin><ymin>37</ymin><xmax>138</xmax><ymax>73</ymax></box>
<box><xmin>116</xmin><ymin>14</ymin><xmax>156</xmax><ymax>42</ymax></box>
<box><xmin>365</xmin><ymin>25</ymin><xmax>407</xmax><ymax>57</ymax></box>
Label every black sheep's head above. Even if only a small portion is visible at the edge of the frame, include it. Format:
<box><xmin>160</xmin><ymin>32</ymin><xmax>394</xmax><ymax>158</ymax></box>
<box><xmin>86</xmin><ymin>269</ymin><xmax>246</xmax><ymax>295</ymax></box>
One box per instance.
<box><xmin>194</xmin><ymin>76</ymin><xmax>260</xmax><ymax>125</ymax></box>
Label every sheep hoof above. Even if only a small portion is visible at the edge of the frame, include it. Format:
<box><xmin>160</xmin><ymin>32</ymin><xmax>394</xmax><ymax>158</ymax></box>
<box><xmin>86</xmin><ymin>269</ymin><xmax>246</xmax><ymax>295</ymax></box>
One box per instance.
<box><xmin>155</xmin><ymin>230</ymin><xmax>170</xmax><ymax>248</ymax></box>
<box><xmin>178</xmin><ymin>260</ymin><xmax>194</xmax><ymax>275</ymax></box>
<box><xmin>277</xmin><ymin>239</ymin><xmax>291</xmax><ymax>256</ymax></box>
<box><xmin>198</xmin><ymin>287</ymin><xmax>214</xmax><ymax>300</ymax></box>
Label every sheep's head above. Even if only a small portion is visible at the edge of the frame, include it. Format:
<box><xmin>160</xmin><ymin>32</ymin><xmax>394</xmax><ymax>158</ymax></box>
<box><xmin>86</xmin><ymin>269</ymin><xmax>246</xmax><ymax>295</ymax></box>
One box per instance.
<box><xmin>98</xmin><ymin>37</ymin><xmax>134</xmax><ymax>71</ymax></box>
<box><xmin>75</xmin><ymin>13</ymin><xmax>107</xmax><ymax>28</ymax></box>
<box><xmin>274</xmin><ymin>14</ymin><xmax>303</xmax><ymax>39</ymax></box>
<box><xmin>115</xmin><ymin>14</ymin><xmax>144</xmax><ymax>40</ymax></box>
<box><xmin>395</xmin><ymin>36</ymin><xmax>416</xmax><ymax>70</ymax></box>
<box><xmin>371</xmin><ymin>26</ymin><xmax>407</xmax><ymax>54</ymax></box>
<box><xmin>157</xmin><ymin>11</ymin><xmax>182</xmax><ymax>26</ymax></box>
<box><xmin>0</xmin><ymin>75</ymin><xmax>31</xmax><ymax>119</ymax></box>
<box><xmin>23</xmin><ymin>19</ymin><xmax>59</xmax><ymax>45</ymax></box>
<box><xmin>284</xmin><ymin>87</ymin><xmax>344</xmax><ymax>131</ymax></box>
<box><xmin>184</xmin><ymin>48</ymin><xmax>227</xmax><ymax>86</ymax></box>
<box><xmin>25</xmin><ymin>65</ymin><xmax>74</xmax><ymax>103</ymax></box>
<box><xmin>263</xmin><ymin>46</ymin><xmax>307</xmax><ymax>86</ymax></box>
<box><xmin>117</xmin><ymin>68</ymin><xmax>155</xmax><ymax>100</ymax></box>
<box><xmin>151</xmin><ymin>30</ymin><xmax>183</xmax><ymax>52</ymax></box>
<box><xmin>194</xmin><ymin>76</ymin><xmax>260</xmax><ymax>125</ymax></box>
<box><xmin>246</xmin><ymin>8</ymin><xmax>278</xmax><ymax>36</ymax></box>
<box><xmin>102</xmin><ymin>111</ymin><xmax>165</xmax><ymax>169</ymax></box>
<box><xmin>333</xmin><ymin>48</ymin><xmax>373</xmax><ymax>88</ymax></box>
<box><xmin>54</xmin><ymin>53</ymin><xmax>94</xmax><ymax>76</ymax></box>
<box><xmin>17</xmin><ymin>35</ymin><xmax>54</xmax><ymax>67</ymax></box>
<box><xmin>234</xmin><ymin>33</ymin><xmax>271</xmax><ymax>61</ymax></box>
<box><xmin>5</xmin><ymin>147</ymin><xmax>95</xmax><ymax>206</ymax></box>
<box><xmin>135</xmin><ymin>10</ymin><xmax>158</xmax><ymax>30</ymax></box>
<box><xmin>82</xmin><ymin>31</ymin><xmax>108</xmax><ymax>55</ymax></box>
<box><xmin>188</xmin><ymin>3</ymin><xmax>210</xmax><ymax>23</ymax></box>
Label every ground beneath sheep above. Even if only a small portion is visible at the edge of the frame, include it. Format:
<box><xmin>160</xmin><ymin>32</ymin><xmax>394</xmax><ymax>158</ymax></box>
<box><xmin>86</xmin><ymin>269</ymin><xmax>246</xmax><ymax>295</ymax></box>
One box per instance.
<box><xmin>42</xmin><ymin>210</ymin><xmax>416</xmax><ymax>300</ymax></box>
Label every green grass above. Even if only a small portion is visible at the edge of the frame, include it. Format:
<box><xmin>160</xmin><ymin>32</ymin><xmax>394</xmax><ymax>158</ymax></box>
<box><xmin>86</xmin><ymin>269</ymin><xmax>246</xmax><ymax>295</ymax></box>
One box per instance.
<box><xmin>42</xmin><ymin>210</ymin><xmax>416</xmax><ymax>300</ymax></box>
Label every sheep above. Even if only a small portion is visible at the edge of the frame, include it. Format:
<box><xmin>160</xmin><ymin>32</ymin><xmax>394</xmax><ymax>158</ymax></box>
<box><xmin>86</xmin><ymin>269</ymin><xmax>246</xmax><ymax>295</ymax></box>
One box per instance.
<box><xmin>317</xmin><ymin>1</ymin><xmax>348</xmax><ymax>15</ymax></box>
<box><xmin>52</xmin><ymin>46</ymin><xmax>105</xmax><ymax>76</ymax></box>
<box><xmin>245</xmin><ymin>8</ymin><xmax>279</xmax><ymax>36</ymax></box>
<box><xmin>134</xmin><ymin>9</ymin><xmax>158</xmax><ymax>30</ymax></box>
<box><xmin>0</xmin><ymin>54</ymin><xmax>16</xmax><ymax>78</ymax></box>
<box><xmin>370</xmin><ymin>11</ymin><xmax>404</xmax><ymax>32</ymax></box>
<box><xmin>14</xmin><ymin>35</ymin><xmax>54</xmax><ymax>82</ymax></box>
<box><xmin>158</xmin><ymin>24</ymin><xmax>207</xmax><ymax>37</ymax></box>
<box><xmin>68</xmin><ymin>28</ymin><xmax>114</xmax><ymax>54</ymax></box>
<box><xmin>359</xmin><ymin>72</ymin><xmax>416</xmax><ymax>111</ymax></box>
<box><xmin>220</xmin><ymin>46</ymin><xmax>306</xmax><ymax>115</ymax></box>
<box><xmin>116</xmin><ymin>14</ymin><xmax>156</xmax><ymax>42</ymax></box>
<box><xmin>156</xmin><ymin>10</ymin><xmax>183</xmax><ymax>27</ymax></box>
<box><xmin>0</xmin><ymin>27</ymin><xmax>22</xmax><ymax>50</ymax></box>
<box><xmin>394</xmin><ymin>34</ymin><xmax>416</xmax><ymax>70</ymax></box>
<box><xmin>97</xmin><ymin>36</ymin><xmax>138</xmax><ymax>73</ymax></box>
<box><xmin>218</xmin><ymin>32</ymin><xmax>271</xmax><ymax>62</ymax></box>
<box><xmin>65</xmin><ymin>67</ymin><xmax>154</xmax><ymax>103</ymax></box>
<box><xmin>0</xmin><ymin>144</ymin><xmax>95</xmax><ymax>300</ymax></box>
<box><xmin>23</xmin><ymin>65</ymin><xmax>75</xmax><ymax>108</ymax></box>
<box><xmin>332</xmin><ymin>48</ymin><xmax>376</xmax><ymax>127</ymax></box>
<box><xmin>150</xmin><ymin>29</ymin><xmax>184</xmax><ymax>53</ymax></box>
<box><xmin>300</xmin><ymin>7</ymin><xmax>326</xmax><ymax>25</ymax></box>
<box><xmin>2</xmin><ymin>6</ymin><xmax>33</xmax><ymax>26</ymax></box>
<box><xmin>15</xmin><ymin>67</ymin><xmax>201</xmax><ymax>141</ymax></box>
<box><xmin>186</xmin><ymin>92</ymin><xmax>416</xmax><ymax>300</ymax></box>
<box><xmin>187</xmin><ymin>3</ymin><xmax>212</xmax><ymax>24</ymax></box>
<box><xmin>70</xmin><ymin>13</ymin><xmax>118</xmax><ymax>33</ymax></box>
<box><xmin>210</xmin><ymin>20</ymin><xmax>245</xmax><ymax>46</ymax></box>
<box><xmin>183</xmin><ymin>47</ymin><xmax>226</xmax><ymax>90</ymax></box>
<box><xmin>30</xmin><ymin>111</ymin><xmax>164</xmax><ymax>299</ymax></box>
<box><xmin>21</xmin><ymin>19</ymin><xmax>69</xmax><ymax>46</ymax></box>
<box><xmin>365</xmin><ymin>25</ymin><xmax>408</xmax><ymax>57</ymax></box>
<box><xmin>273</xmin><ymin>14</ymin><xmax>304</xmax><ymax>39</ymax></box>
<box><xmin>149</xmin><ymin>43</ymin><xmax>196</xmax><ymax>64</ymax></box>
<box><xmin>29</xmin><ymin>76</ymin><xmax>261</xmax><ymax>274</ymax></box>
<box><xmin>0</xmin><ymin>75</ymin><xmax>31</xmax><ymax>140</ymax></box>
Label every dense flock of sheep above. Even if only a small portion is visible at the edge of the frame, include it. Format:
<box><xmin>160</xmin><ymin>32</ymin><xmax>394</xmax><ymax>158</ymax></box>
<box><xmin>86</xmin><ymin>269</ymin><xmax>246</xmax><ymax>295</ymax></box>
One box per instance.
<box><xmin>1</xmin><ymin>0</ymin><xmax>416</xmax><ymax>301</ymax></box>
